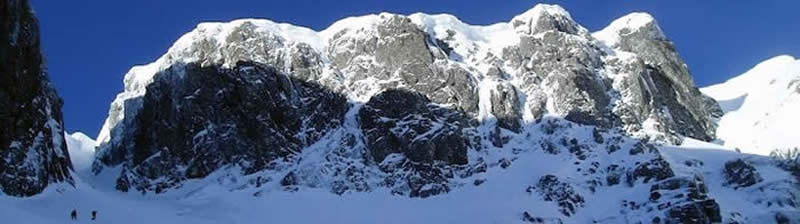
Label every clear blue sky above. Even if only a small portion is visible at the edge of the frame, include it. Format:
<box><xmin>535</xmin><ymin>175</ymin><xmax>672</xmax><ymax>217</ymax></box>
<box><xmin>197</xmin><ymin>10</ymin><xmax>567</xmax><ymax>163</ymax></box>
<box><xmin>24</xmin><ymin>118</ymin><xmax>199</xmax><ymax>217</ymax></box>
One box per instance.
<box><xmin>32</xmin><ymin>0</ymin><xmax>800</xmax><ymax>136</ymax></box>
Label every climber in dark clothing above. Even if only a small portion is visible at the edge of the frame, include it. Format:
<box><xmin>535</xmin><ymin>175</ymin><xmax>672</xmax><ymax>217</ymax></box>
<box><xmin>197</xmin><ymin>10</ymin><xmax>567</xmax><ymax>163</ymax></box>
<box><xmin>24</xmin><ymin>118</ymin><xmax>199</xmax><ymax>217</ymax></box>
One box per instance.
<box><xmin>70</xmin><ymin>210</ymin><xmax>77</xmax><ymax>220</ymax></box>
<box><xmin>91</xmin><ymin>210</ymin><xmax>97</xmax><ymax>220</ymax></box>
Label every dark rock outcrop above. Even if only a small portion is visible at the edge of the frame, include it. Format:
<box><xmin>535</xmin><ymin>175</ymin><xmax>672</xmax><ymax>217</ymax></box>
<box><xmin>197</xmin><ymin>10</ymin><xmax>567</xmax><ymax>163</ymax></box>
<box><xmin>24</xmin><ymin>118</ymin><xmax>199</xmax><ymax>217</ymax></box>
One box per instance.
<box><xmin>626</xmin><ymin>157</ymin><xmax>675</xmax><ymax>186</ymax></box>
<box><xmin>359</xmin><ymin>89</ymin><xmax>471</xmax><ymax>165</ymax></box>
<box><xmin>358</xmin><ymin>90</ymin><xmax>474</xmax><ymax>198</ymax></box>
<box><xmin>96</xmin><ymin>61</ymin><xmax>348</xmax><ymax>193</ymax></box>
<box><xmin>665</xmin><ymin>200</ymin><xmax>722</xmax><ymax>224</ymax></box>
<box><xmin>0</xmin><ymin>0</ymin><xmax>73</xmax><ymax>196</ymax></box>
<box><xmin>380</xmin><ymin>158</ymin><xmax>455</xmax><ymax>198</ymax></box>
<box><xmin>723</xmin><ymin>159</ymin><xmax>762</xmax><ymax>189</ymax></box>
<box><xmin>650</xmin><ymin>176</ymin><xmax>722</xmax><ymax>224</ymax></box>
<box><xmin>490</xmin><ymin>82</ymin><xmax>522</xmax><ymax>132</ymax></box>
<box><xmin>530</xmin><ymin>175</ymin><xmax>585</xmax><ymax>217</ymax></box>
<box><xmin>522</xmin><ymin>212</ymin><xmax>564</xmax><ymax>224</ymax></box>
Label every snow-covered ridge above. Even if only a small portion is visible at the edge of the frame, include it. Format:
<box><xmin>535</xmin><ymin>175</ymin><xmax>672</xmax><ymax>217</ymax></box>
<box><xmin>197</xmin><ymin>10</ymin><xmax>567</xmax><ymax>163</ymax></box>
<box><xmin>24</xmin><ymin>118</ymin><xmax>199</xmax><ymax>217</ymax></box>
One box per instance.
<box><xmin>509</xmin><ymin>4</ymin><xmax>576</xmax><ymax>34</ymax></box>
<box><xmin>701</xmin><ymin>55</ymin><xmax>800</xmax><ymax>155</ymax></box>
<box><xmin>125</xmin><ymin>19</ymin><xmax>320</xmax><ymax>93</ymax></box>
<box><xmin>319</xmin><ymin>13</ymin><xmax>383</xmax><ymax>42</ymax></box>
<box><xmin>703</xmin><ymin>55</ymin><xmax>799</xmax><ymax>100</ymax></box>
<box><xmin>407</xmin><ymin>13</ymin><xmax>518</xmax><ymax>61</ymax></box>
<box><xmin>98</xmin><ymin>18</ymin><xmax>325</xmax><ymax>143</ymax></box>
<box><xmin>592</xmin><ymin>12</ymin><xmax>663</xmax><ymax>48</ymax></box>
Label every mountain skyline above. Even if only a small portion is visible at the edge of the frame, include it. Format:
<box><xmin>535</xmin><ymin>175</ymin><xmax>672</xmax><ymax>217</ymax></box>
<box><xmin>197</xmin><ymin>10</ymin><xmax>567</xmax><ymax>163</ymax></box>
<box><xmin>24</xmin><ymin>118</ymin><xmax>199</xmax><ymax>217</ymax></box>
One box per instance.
<box><xmin>32</xmin><ymin>0</ymin><xmax>800</xmax><ymax>136</ymax></box>
<box><xmin>3</xmin><ymin>1</ymin><xmax>799</xmax><ymax>222</ymax></box>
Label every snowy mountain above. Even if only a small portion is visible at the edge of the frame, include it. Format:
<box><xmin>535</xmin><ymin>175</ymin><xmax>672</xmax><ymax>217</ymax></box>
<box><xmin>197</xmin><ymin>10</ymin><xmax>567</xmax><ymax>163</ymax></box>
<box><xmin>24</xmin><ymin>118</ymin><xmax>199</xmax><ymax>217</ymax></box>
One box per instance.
<box><xmin>2</xmin><ymin>2</ymin><xmax>798</xmax><ymax>224</ymax></box>
<box><xmin>701</xmin><ymin>55</ymin><xmax>800</xmax><ymax>155</ymax></box>
<box><xmin>0</xmin><ymin>0</ymin><xmax>73</xmax><ymax>197</ymax></box>
<box><xmin>93</xmin><ymin>3</ymin><xmax>722</xmax><ymax>191</ymax></box>
<box><xmin>96</xmin><ymin>5</ymin><xmax>718</xmax><ymax>149</ymax></box>
<box><xmin>68</xmin><ymin>4</ymin><xmax>800</xmax><ymax>223</ymax></box>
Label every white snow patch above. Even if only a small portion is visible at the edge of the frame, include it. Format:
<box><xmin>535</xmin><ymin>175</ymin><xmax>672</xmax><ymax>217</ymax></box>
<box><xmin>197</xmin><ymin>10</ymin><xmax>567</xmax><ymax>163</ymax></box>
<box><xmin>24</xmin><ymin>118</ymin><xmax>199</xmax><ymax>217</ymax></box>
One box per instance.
<box><xmin>319</xmin><ymin>13</ymin><xmax>383</xmax><ymax>44</ymax></box>
<box><xmin>65</xmin><ymin>132</ymin><xmax>98</xmax><ymax>175</ymax></box>
<box><xmin>701</xmin><ymin>55</ymin><xmax>800</xmax><ymax>155</ymax></box>
<box><xmin>408</xmin><ymin>13</ymin><xmax>518</xmax><ymax>60</ymax></box>
<box><xmin>510</xmin><ymin>4</ymin><xmax>573</xmax><ymax>35</ymax></box>
<box><xmin>593</xmin><ymin>12</ymin><xmax>663</xmax><ymax>48</ymax></box>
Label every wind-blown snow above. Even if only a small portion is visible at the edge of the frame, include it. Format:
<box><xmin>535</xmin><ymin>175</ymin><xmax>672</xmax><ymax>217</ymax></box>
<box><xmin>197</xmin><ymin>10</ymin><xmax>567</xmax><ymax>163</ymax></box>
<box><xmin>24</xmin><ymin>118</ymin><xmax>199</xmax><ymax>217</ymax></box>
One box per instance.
<box><xmin>701</xmin><ymin>55</ymin><xmax>800</xmax><ymax>155</ymax></box>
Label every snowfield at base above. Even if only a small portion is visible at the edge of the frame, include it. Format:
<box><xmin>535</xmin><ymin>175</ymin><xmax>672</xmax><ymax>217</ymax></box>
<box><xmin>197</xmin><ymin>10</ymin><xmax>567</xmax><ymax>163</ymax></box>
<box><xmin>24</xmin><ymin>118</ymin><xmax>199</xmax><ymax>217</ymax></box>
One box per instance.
<box><xmin>701</xmin><ymin>55</ymin><xmax>800</xmax><ymax>155</ymax></box>
<box><xmin>0</xmin><ymin>142</ymin><xmax>792</xmax><ymax>224</ymax></box>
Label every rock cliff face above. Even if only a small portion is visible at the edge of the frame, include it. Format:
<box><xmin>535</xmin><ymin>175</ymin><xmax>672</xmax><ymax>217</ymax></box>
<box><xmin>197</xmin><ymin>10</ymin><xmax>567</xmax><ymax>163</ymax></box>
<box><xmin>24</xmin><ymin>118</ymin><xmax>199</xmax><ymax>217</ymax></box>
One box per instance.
<box><xmin>86</xmin><ymin>4</ymin><xmax>798</xmax><ymax>223</ymax></box>
<box><xmin>0</xmin><ymin>0</ymin><xmax>73</xmax><ymax>196</ymax></box>
<box><xmin>497</xmin><ymin>9</ymin><xmax>717</xmax><ymax>144</ymax></box>
<box><xmin>359</xmin><ymin>89</ymin><xmax>471</xmax><ymax>166</ymax></box>
<box><xmin>96</xmin><ymin>61</ymin><xmax>348</xmax><ymax>193</ymax></box>
<box><xmin>591</xmin><ymin>13</ymin><xmax>718</xmax><ymax>143</ymax></box>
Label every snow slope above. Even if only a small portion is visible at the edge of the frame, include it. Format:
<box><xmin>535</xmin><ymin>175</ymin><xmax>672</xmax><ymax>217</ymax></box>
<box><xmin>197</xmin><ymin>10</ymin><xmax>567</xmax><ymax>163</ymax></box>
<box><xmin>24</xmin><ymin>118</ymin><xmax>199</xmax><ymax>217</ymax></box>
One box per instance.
<box><xmin>64</xmin><ymin>132</ymin><xmax>98</xmax><ymax>175</ymax></box>
<box><xmin>701</xmin><ymin>55</ymin><xmax>800</xmax><ymax>155</ymax></box>
<box><xmin>660</xmin><ymin>142</ymin><xmax>798</xmax><ymax>223</ymax></box>
<box><xmin>0</xmin><ymin>141</ymin><xmax>794</xmax><ymax>224</ymax></box>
